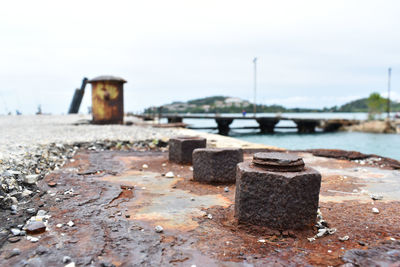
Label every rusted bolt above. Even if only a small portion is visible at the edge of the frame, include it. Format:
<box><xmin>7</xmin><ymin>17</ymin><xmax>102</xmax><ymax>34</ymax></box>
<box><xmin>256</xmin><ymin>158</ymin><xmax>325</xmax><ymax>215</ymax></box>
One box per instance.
<box><xmin>192</xmin><ymin>148</ymin><xmax>243</xmax><ymax>184</ymax></box>
<box><xmin>235</xmin><ymin>152</ymin><xmax>321</xmax><ymax>229</ymax></box>
<box><xmin>168</xmin><ymin>136</ymin><xmax>206</xmax><ymax>164</ymax></box>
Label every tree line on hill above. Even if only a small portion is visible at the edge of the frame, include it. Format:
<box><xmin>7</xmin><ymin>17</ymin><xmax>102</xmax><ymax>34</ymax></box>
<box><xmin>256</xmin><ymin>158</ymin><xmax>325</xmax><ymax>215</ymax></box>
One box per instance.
<box><xmin>144</xmin><ymin>93</ymin><xmax>400</xmax><ymax>117</ymax></box>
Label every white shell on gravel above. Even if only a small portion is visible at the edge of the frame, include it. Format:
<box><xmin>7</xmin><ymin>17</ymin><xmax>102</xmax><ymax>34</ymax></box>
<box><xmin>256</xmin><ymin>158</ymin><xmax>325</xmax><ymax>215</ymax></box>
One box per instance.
<box><xmin>165</xmin><ymin>172</ymin><xmax>174</xmax><ymax>178</ymax></box>
<box><xmin>155</xmin><ymin>225</ymin><xmax>164</xmax><ymax>233</ymax></box>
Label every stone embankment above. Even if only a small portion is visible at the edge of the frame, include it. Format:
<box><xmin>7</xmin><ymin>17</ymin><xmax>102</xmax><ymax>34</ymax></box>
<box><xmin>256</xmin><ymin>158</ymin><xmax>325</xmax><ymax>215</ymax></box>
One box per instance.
<box><xmin>344</xmin><ymin>119</ymin><xmax>400</xmax><ymax>134</ymax></box>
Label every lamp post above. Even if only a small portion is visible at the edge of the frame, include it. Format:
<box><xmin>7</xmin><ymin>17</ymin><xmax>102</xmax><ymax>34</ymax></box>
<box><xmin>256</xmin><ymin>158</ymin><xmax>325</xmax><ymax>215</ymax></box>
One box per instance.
<box><xmin>253</xmin><ymin>57</ymin><xmax>257</xmax><ymax>116</ymax></box>
<box><xmin>387</xmin><ymin>67</ymin><xmax>392</xmax><ymax>119</ymax></box>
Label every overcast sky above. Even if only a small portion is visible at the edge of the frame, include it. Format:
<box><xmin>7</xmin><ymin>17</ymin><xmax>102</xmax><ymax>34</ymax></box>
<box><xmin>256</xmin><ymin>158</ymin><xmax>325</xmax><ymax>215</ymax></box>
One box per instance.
<box><xmin>1</xmin><ymin>0</ymin><xmax>400</xmax><ymax>114</ymax></box>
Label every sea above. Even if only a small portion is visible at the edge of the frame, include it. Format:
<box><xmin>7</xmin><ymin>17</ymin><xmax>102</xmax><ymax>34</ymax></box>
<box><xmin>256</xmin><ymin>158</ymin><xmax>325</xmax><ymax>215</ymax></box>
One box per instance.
<box><xmin>162</xmin><ymin>112</ymin><xmax>400</xmax><ymax>160</ymax></box>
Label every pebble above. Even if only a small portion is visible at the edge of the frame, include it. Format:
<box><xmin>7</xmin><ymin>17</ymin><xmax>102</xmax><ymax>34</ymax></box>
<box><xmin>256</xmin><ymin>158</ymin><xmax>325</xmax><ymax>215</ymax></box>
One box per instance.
<box><xmin>142</xmin><ymin>164</ymin><xmax>149</xmax><ymax>169</ymax></box>
<box><xmin>207</xmin><ymin>214</ymin><xmax>213</xmax><ymax>220</ymax></box>
<box><xmin>27</xmin><ymin>208</ymin><xmax>36</xmax><ymax>214</ymax></box>
<box><xmin>339</xmin><ymin>235</ymin><xmax>350</xmax><ymax>242</ymax></box>
<box><xmin>11</xmin><ymin>228</ymin><xmax>21</xmax><ymax>236</ymax></box>
<box><xmin>56</xmin><ymin>224</ymin><xmax>63</xmax><ymax>228</ymax></box>
<box><xmin>47</xmin><ymin>181</ymin><xmax>57</xmax><ymax>187</ymax></box>
<box><xmin>26</xmin><ymin>221</ymin><xmax>46</xmax><ymax>234</ymax></box>
<box><xmin>37</xmin><ymin>210</ymin><xmax>47</xmax><ymax>216</ymax></box>
<box><xmin>155</xmin><ymin>225</ymin><xmax>164</xmax><ymax>233</ymax></box>
<box><xmin>8</xmin><ymin>236</ymin><xmax>21</xmax><ymax>243</ymax></box>
<box><xmin>190</xmin><ymin>197</ymin><xmax>195</xmax><ymax>201</ymax></box>
<box><xmin>316</xmin><ymin>229</ymin><xmax>327</xmax><ymax>237</ymax></box>
<box><xmin>10</xmin><ymin>204</ymin><xmax>18</xmax><ymax>211</ymax></box>
<box><xmin>27</xmin><ymin>236</ymin><xmax>39</xmax><ymax>243</ymax></box>
<box><xmin>162</xmin><ymin>163</ymin><xmax>167</xmax><ymax>167</ymax></box>
<box><xmin>67</xmin><ymin>221</ymin><xmax>75</xmax><ymax>227</ymax></box>
<box><xmin>63</xmin><ymin>256</ymin><xmax>72</xmax><ymax>263</ymax></box>
<box><xmin>371</xmin><ymin>194</ymin><xmax>383</xmax><ymax>200</ymax></box>
<box><xmin>372</xmin><ymin>207</ymin><xmax>380</xmax><ymax>214</ymax></box>
<box><xmin>8</xmin><ymin>248</ymin><xmax>21</xmax><ymax>258</ymax></box>
<box><xmin>65</xmin><ymin>263</ymin><xmax>76</xmax><ymax>267</ymax></box>
<box><xmin>23</xmin><ymin>174</ymin><xmax>39</xmax><ymax>185</ymax></box>
<box><xmin>224</xmin><ymin>187</ymin><xmax>229</xmax><ymax>192</ymax></box>
<box><xmin>189</xmin><ymin>167</ymin><xmax>193</xmax><ymax>171</ymax></box>
<box><xmin>165</xmin><ymin>172</ymin><xmax>174</xmax><ymax>178</ymax></box>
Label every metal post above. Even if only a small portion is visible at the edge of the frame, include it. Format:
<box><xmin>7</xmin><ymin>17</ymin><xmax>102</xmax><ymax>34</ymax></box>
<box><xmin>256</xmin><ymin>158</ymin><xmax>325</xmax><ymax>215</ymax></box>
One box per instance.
<box><xmin>253</xmin><ymin>57</ymin><xmax>257</xmax><ymax>116</ymax></box>
<box><xmin>387</xmin><ymin>67</ymin><xmax>391</xmax><ymax>119</ymax></box>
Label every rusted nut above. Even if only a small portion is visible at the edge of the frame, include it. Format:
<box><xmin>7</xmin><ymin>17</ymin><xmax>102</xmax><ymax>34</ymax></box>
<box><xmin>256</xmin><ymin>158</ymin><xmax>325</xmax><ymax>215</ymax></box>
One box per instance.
<box><xmin>168</xmin><ymin>136</ymin><xmax>206</xmax><ymax>164</ymax></box>
<box><xmin>235</xmin><ymin>152</ymin><xmax>321</xmax><ymax>229</ymax></box>
<box><xmin>193</xmin><ymin>148</ymin><xmax>243</xmax><ymax>184</ymax></box>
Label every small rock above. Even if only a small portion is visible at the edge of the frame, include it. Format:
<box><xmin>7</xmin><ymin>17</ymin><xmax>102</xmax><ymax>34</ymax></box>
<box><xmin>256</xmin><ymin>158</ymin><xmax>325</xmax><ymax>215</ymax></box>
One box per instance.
<box><xmin>56</xmin><ymin>224</ymin><xmax>63</xmax><ymax>228</ymax></box>
<box><xmin>37</xmin><ymin>210</ymin><xmax>47</xmax><ymax>217</ymax></box>
<box><xmin>125</xmin><ymin>214</ymin><xmax>131</xmax><ymax>218</ymax></box>
<box><xmin>27</xmin><ymin>236</ymin><xmax>39</xmax><ymax>243</ymax></box>
<box><xmin>316</xmin><ymin>229</ymin><xmax>327</xmax><ymax>237</ymax></box>
<box><xmin>372</xmin><ymin>207</ymin><xmax>380</xmax><ymax>214</ymax></box>
<box><xmin>339</xmin><ymin>235</ymin><xmax>350</xmax><ymax>242</ymax></box>
<box><xmin>371</xmin><ymin>194</ymin><xmax>383</xmax><ymax>200</ymax></box>
<box><xmin>10</xmin><ymin>205</ymin><xmax>18</xmax><ymax>211</ymax></box>
<box><xmin>155</xmin><ymin>225</ymin><xmax>163</xmax><ymax>233</ymax></box>
<box><xmin>224</xmin><ymin>187</ymin><xmax>229</xmax><ymax>192</ymax></box>
<box><xmin>189</xmin><ymin>167</ymin><xmax>194</xmax><ymax>171</ymax></box>
<box><xmin>67</xmin><ymin>221</ymin><xmax>74</xmax><ymax>227</ymax></box>
<box><xmin>207</xmin><ymin>214</ymin><xmax>213</xmax><ymax>220</ymax></box>
<box><xmin>26</xmin><ymin>208</ymin><xmax>36</xmax><ymax>214</ymax></box>
<box><xmin>26</xmin><ymin>221</ymin><xmax>46</xmax><ymax>234</ymax></box>
<box><xmin>47</xmin><ymin>181</ymin><xmax>57</xmax><ymax>187</ymax></box>
<box><xmin>165</xmin><ymin>172</ymin><xmax>174</xmax><ymax>178</ymax></box>
<box><xmin>11</xmin><ymin>228</ymin><xmax>21</xmax><ymax>236</ymax></box>
<box><xmin>190</xmin><ymin>197</ymin><xmax>195</xmax><ymax>201</ymax></box>
<box><xmin>8</xmin><ymin>236</ymin><xmax>21</xmax><ymax>243</ymax></box>
<box><xmin>142</xmin><ymin>164</ymin><xmax>149</xmax><ymax>169</ymax></box>
<box><xmin>55</xmin><ymin>198</ymin><xmax>61</xmax><ymax>202</ymax></box>
<box><xmin>7</xmin><ymin>248</ymin><xmax>20</xmax><ymax>258</ymax></box>
<box><xmin>65</xmin><ymin>262</ymin><xmax>75</xmax><ymax>267</ymax></box>
<box><xmin>358</xmin><ymin>240</ymin><xmax>366</xmax><ymax>246</ymax></box>
<box><xmin>162</xmin><ymin>163</ymin><xmax>167</xmax><ymax>167</ymax></box>
<box><xmin>23</xmin><ymin>175</ymin><xmax>39</xmax><ymax>185</ymax></box>
<box><xmin>63</xmin><ymin>256</ymin><xmax>72</xmax><ymax>264</ymax></box>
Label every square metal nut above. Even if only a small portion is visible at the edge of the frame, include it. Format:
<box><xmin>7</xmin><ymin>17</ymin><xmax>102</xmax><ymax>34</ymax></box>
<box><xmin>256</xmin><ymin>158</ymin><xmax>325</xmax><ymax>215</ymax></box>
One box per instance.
<box><xmin>235</xmin><ymin>161</ymin><xmax>321</xmax><ymax>229</ymax></box>
<box><xmin>193</xmin><ymin>148</ymin><xmax>243</xmax><ymax>183</ymax></box>
<box><xmin>168</xmin><ymin>136</ymin><xmax>206</xmax><ymax>164</ymax></box>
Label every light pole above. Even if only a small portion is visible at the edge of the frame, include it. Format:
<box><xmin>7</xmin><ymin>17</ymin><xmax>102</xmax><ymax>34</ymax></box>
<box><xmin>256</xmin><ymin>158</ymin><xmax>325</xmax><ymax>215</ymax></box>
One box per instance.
<box><xmin>387</xmin><ymin>67</ymin><xmax>392</xmax><ymax>119</ymax></box>
<box><xmin>253</xmin><ymin>57</ymin><xmax>257</xmax><ymax>116</ymax></box>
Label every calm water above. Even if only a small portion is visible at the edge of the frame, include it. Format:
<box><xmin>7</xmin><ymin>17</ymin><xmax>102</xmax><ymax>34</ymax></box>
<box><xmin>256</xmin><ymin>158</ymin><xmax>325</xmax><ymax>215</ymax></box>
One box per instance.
<box><xmin>162</xmin><ymin>113</ymin><xmax>400</xmax><ymax>160</ymax></box>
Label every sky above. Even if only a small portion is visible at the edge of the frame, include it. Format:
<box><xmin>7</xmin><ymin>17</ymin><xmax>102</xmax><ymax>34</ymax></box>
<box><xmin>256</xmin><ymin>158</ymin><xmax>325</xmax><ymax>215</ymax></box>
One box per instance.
<box><xmin>1</xmin><ymin>0</ymin><xmax>400</xmax><ymax>114</ymax></box>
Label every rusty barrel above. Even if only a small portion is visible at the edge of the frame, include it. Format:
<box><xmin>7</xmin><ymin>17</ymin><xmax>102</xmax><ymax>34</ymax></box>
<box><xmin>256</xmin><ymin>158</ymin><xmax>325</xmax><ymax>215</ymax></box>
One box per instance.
<box><xmin>88</xmin><ymin>75</ymin><xmax>127</xmax><ymax>124</ymax></box>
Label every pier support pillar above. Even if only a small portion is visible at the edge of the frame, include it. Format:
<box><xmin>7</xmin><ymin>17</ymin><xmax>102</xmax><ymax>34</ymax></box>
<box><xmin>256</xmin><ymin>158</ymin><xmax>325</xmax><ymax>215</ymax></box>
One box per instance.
<box><xmin>256</xmin><ymin>118</ymin><xmax>280</xmax><ymax>133</ymax></box>
<box><xmin>293</xmin><ymin>120</ymin><xmax>318</xmax><ymax>133</ymax></box>
<box><xmin>168</xmin><ymin>117</ymin><xmax>183</xmax><ymax>123</ymax></box>
<box><xmin>215</xmin><ymin>118</ymin><xmax>234</xmax><ymax>135</ymax></box>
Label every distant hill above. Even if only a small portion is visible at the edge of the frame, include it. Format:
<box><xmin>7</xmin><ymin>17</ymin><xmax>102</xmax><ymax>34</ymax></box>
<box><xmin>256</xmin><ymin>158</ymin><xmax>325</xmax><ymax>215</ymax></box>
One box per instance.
<box><xmin>144</xmin><ymin>95</ymin><xmax>400</xmax><ymax>114</ymax></box>
<box><xmin>333</xmin><ymin>98</ymin><xmax>400</xmax><ymax>112</ymax></box>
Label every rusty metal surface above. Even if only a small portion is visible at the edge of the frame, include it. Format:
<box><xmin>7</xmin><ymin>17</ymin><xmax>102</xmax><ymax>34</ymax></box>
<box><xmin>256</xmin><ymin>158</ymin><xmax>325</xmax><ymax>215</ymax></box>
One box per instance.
<box><xmin>1</xmin><ymin>149</ymin><xmax>400</xmax><ymax>266</ymax></box>
<box><xmin>89</xmin><ymin>76</ymin><xmax>126</xmax><ymax>124</ymax></box>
